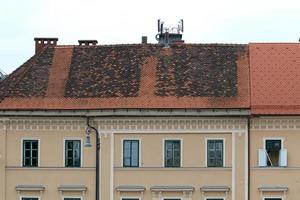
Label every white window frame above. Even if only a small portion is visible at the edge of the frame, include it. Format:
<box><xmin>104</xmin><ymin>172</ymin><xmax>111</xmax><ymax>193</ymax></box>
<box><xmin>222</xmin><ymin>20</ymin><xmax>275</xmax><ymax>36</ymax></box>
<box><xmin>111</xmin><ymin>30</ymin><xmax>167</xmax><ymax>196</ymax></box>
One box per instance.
<box><xmin>162</xmin><ymin>138</ymin><xmax>183</xmax><ymax>167</ymax></box>
<box><xmin>63</xmin><ymin>138</ymin><xmax>83</xmax><ymax>167</ymax></box>
<box><xmin>205</xmin><ymin>138</ymin><xmax>226</xmax><ymax>167</ymax></box>
<box><xmin>120</xmin><ymin>197</ymin><xmax>141</xmax><ymax>200</ymax></box>
<box><xmin>263</xmin><ymin>196</ymin><xmax>283</xmax><ymax>200</ymax></box>
<box><xmin>20</xmin><ymin>196</ymin><xmax>41</xmax><ymax>200</ymax></box>
<box><xmin>62</xmin><ymin>196</ymin><xmax>83</xmax><ymax>200</ymax></box>
<box><xmin>21</xmin><ymin>138</ymin><xmax>41</xmax><ymax>167</ymax></box>
<box><xmin>204</xmin><ymin>197</ymin><xmax>225</xmax><ymax>200</ymax></box>
<box><xmin>121</xmin><ymin>138</ymin><xmax>142</xmax><ymax>167</ymax></box>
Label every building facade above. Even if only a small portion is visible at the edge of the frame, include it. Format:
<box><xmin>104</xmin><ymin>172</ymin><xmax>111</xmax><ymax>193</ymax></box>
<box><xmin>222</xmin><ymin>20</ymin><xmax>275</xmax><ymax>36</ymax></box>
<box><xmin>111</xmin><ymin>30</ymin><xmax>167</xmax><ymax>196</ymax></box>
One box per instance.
<box><xmin>0</xmin><ymin>39</ymin><xmax>299</xmax><ymax>200</ymax></box>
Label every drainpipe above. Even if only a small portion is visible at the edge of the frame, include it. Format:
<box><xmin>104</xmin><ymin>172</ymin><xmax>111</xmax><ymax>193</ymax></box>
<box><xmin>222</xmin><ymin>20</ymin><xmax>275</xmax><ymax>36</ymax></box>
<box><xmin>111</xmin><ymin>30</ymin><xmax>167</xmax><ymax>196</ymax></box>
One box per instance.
<box><xmin>86</xmin><ymin>117</ymin><xmax>100</xmax><ymax>200</ymax></box>
<box><xmin>248</xmin><ymin>116</ymin><xmax>251</xmax><ymax>200</ymax></box>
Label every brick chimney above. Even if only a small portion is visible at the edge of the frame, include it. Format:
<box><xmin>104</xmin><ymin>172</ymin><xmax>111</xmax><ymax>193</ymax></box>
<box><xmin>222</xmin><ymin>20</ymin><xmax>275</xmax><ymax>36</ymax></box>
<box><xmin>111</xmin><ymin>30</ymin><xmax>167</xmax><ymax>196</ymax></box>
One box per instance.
<box><xmin>78</xmin><ymin>40</ymin><xmax>98</xmax><ymax>46</ymax></box>
<box><xmin>34</xmin><ymin>38</ymin><xmax>58</xmax><ymax>54</ymax></box>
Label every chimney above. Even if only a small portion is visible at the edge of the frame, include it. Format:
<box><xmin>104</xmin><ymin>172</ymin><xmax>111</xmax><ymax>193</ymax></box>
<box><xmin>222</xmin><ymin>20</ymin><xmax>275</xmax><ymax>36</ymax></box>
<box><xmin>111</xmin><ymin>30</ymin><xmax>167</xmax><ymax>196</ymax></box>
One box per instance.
<box><xmin>34</xmin><ymin>38</ymin><xmax>58</xmax><ymax>54</ymax></box>
<box><xmin>78</xmin><ymin>40</ymin><xmax>98</xmax><ymax>46</ymax></box>
<box><xmin>142</xmin><ymin>36</ymin><xmax>147</xmax><ymax>44</ymax></box>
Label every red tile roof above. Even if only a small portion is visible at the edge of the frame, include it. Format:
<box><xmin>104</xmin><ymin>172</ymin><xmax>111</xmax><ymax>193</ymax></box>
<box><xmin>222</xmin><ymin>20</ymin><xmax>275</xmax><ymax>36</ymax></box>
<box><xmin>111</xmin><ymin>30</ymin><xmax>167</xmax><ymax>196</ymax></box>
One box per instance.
<box><xmin>0</xmin><ymin>44</ymin><xmax>250</xmax><ymax>110</ymax></box>
<box><xmin>250</xmin><ymin>43</ymin><xmax>300</xmax><ymax>114</ymax></box>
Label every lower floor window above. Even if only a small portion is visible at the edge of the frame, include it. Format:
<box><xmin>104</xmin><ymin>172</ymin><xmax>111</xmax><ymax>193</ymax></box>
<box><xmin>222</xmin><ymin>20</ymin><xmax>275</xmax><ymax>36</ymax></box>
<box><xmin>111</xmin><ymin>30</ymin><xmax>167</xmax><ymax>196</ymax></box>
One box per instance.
<box><xmin>122</xmin><ymin>198</ymin><xmax>140</xmax><ymax>200</ymax></box>
<box><xmin>206</xmin><ymin>199</ymin><xmax>224</xmax><ymax>200</ymax></box>
<box><xmin>264</xmin><ymin>198</ymin><xmax>282</xmax><ymax>200</ymax></box>
<box><xmin>21</xmin><ymin>198</ymin><xmax>39</xmax><ymax>200</ymax></box>
<box><xmin>64</xmin><ymin>198</ymin><xmax>81</xmax><ymax>200</ymax></box>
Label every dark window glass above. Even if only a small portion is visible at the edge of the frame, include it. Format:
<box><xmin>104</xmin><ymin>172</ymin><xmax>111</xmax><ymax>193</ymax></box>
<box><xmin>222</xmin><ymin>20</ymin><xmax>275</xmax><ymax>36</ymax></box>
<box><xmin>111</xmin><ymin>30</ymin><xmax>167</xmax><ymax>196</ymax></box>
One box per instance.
<box><xmin>65</xmin><ymin>140</ymin><xmax>81</xmax><ymax>167</ymax></box>
<box><xmin>123</xmin><ymin>140</ymin><xmax>139</xmax><ymax>167</ymax></box>
<box><xmin>266</xmin><ymin>139</ymin><xmax>281</xmax><ymax>167</ymax></box>
<box><xmin>264</xmin><ymin>199</ymin><xmax>282</xmax><ymax>200</ymax></box>
<box><xmin>64</xmin><ymin>198</ymin><xmax>81</xmax><ymax>200</ymax></box>
<box><xmin>22</xmin><ymin>140</ymin><xmax>39</xmax><ymax>167</ymax></box>
<box><xmin>22</xmin><ymin>198</ymin><xmax>39</xmax><ymax>200</ymax></box>
<box><xmin>122</xmin><ymin>199</ymin><xmax>140</xmax><ymax>200</ymax></box>
<box><xmin>207</xmin><ymin>140</ymin><xmax>224</xmax><ymax>167</ymax></box>
<box><xmin>206</xmin><ymin>199</ymin><xmax>224</xmax><ymax>200</ymax></box>
<box><xmin>164</xmin><ymin>140</ymin><xmax>181</xmax><ymax>167</ymax></box>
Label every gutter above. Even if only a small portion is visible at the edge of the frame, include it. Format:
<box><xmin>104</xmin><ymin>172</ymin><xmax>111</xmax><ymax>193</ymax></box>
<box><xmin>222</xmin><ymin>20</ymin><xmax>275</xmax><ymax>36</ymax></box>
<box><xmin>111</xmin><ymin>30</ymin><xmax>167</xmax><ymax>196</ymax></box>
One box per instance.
<box><xmin>0</xmin><ymin>108</ymin><xmax>250</xmax><ymax>117</ymax></box>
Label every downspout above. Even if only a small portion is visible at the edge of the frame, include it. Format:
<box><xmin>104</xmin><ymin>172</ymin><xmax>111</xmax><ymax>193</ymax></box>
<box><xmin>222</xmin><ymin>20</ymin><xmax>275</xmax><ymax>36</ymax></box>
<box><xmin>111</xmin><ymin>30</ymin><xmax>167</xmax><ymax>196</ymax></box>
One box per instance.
<box><xmin>248</xmin><ymin>116</ymin><xmax>251</xmax><ymax>200</ymax></box>
<box><xmin>86</xmin><ymin>117</ymin><xmax>100</xmax><ymax>200</ymax></box>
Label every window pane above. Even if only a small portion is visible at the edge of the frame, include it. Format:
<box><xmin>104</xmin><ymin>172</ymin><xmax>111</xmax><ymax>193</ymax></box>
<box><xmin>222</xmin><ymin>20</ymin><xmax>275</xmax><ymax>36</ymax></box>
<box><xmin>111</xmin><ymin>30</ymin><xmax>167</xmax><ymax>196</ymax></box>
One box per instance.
<box><xmin>32</xmin><ymin>142</ymin><xmax>38</xmax><ymax>149</ymax></box>
<box><xmin>131</xmin><ymin>141</ymin><xmax>139</xmax><ymax>166</ymax></box>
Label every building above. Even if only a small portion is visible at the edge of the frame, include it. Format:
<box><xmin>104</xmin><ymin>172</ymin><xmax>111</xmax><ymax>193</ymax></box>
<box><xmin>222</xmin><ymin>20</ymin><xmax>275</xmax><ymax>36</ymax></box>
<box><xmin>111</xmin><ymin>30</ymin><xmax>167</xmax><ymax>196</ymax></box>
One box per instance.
<box><xmin>0</xmin><ymin>37</ymin><xmax>299</xmax><ymax>200</ymax></box>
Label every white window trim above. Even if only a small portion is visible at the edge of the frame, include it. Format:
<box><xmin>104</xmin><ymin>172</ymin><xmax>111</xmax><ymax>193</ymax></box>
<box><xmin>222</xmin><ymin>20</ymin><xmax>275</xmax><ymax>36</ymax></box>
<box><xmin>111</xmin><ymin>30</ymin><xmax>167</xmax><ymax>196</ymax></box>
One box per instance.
<box><xmin>63</xmin><ymin>138</ymin><xmax>83</xmax><ymax>168</ymax></box>
<box><xmin>162</xmin><ymin>138</ymin><xmax>183</xmax><ymax>167</ymax></box>
<box><xmin>62</xmin><ymin>196</ymin><xmax>83</xmax><ymax>200</ymax></box>
<box><xmin>20</xmin><ymin>138</ymin><xmax>41</xmax><ymax>167</ymax></box>
<box><xmin>263</xmin><ymin>196</ymin><xmax>283</xmax><ymax>200</ymax></box>
<box><xmin>20</xmin><ymin>196</ymin><xmax>41</xmax><ymax>200</ymax></box>
<box><xmin>205</xmin><ymin>138</ymin><xmax>226</xmax><ymax>167</ymax></box>
<box><xmin>204</xmin><ymin>197</ymin><xmax>225</xmax><ymax>200</ymax></box>
<box><xmin>120</xmin><ymin>197</ymin><xmax>141</xmax><ymax>200</ymax></box>
<box><xmin>121</xmin><ymin>138</ymin><xmax>142</xmax><ymax>167</ymax></box>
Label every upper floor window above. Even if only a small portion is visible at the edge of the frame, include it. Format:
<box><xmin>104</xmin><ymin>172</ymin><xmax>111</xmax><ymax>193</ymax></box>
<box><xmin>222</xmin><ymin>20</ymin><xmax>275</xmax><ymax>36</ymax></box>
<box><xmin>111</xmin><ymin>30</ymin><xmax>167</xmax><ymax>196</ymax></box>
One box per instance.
<box><xmin>123</xmin><ymin>140</ymin><xmax>139</xmax><ymax>167</ymax></box>
<box><xmin>22</xmin><ymin>140</ymin><xmax>39</xmax><ymax>167</ymax></box>
<box><xmin>258</xmin><ymin>139</ymin><xmax>287</xmax><ymax>167</ymax></box>
<box><xmin>207</xmin><ymin>139</ymin><xmax>224</xmax><ymax>167</ymax></box>
<box><xmin>65</xmin><ymin>140</ymin><xmax>81</xmax><ymax>167</ymax></box>
<box><xmin>164</xmin><ymin>139</ymin><xmax>181</xmax><ymax>167</ymax></box>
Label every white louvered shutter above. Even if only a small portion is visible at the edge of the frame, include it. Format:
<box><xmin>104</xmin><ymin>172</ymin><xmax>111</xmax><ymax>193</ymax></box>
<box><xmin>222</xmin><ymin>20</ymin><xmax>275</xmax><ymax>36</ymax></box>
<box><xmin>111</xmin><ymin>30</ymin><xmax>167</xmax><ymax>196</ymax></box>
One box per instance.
<box><xmin>258</xmin><ymin>149</ymin><xmax>267</xmax><ymax>167</ymax></box>
<box><xmin>279</xmin><ymin>148</ymin><xmax>288</xmax><ymax>167</ymax></box>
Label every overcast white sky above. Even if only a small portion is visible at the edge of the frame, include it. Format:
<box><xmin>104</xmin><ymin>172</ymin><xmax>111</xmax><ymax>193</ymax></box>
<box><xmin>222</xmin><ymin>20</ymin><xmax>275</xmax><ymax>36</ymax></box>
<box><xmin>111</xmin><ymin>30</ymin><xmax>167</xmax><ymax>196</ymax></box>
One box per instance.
<box><xmin>1</xmin><ymin>0</ymin><xmax>300</xmax><ymax>74</ymax></box>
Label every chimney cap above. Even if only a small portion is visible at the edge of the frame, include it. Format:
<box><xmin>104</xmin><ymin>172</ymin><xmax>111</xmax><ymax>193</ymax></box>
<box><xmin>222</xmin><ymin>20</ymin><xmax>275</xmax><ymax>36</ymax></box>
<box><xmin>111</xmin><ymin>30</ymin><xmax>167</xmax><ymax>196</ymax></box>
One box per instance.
<box><xmin>78</xmin><ymin>40</ymin><xmax>98</xmax><ymax>46</ymax></box>
<box><xmin>142</xmin><ymin>36</ymin><xmax>147</xmax><ymax>44</ymax></box>
<box><xmin>34</xmin><ymin>37</ymin><xmax>58</xmax><ymax>41</ymax></box>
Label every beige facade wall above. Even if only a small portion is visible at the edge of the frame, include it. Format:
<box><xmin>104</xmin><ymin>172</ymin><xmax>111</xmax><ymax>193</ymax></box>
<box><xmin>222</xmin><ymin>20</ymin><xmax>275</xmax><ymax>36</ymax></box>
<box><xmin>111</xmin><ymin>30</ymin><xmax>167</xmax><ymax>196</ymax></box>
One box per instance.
<box><xmin>0</xmin><ymin>116</ymin><xmax>251</xmax><ymax>200</ymax></box>
<box><xmin>250</xmin><ymin>117</ymin><xmax>300</xmax><ymax>200</ymax></box>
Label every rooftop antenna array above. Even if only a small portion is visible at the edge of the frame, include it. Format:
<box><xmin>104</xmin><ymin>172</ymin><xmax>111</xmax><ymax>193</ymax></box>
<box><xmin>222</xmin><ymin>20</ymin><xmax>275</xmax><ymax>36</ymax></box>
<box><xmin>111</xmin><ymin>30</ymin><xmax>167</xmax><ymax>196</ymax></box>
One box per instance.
<box><xmin>156</xmin><ymin>19</ymin><xmax>184</xmax><ymax>47</ymax></box>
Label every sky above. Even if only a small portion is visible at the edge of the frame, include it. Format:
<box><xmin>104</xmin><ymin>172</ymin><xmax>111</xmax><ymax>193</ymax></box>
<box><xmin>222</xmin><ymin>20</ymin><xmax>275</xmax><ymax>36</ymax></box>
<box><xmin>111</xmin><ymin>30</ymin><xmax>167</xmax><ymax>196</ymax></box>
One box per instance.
<box><xmin>0</xmin><ymin>0</ymin><xmax>300</xmax><ymax>74</ymax></box>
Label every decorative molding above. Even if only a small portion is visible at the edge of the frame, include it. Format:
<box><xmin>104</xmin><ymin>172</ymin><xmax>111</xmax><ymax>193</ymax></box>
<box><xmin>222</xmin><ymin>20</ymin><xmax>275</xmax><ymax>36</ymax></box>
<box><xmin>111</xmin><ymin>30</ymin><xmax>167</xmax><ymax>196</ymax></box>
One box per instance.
<box><xmin>251</xmin><ymin>118</ymin><xmax>300</xmax><ymax>130</ymax></box>
<box><xmin>0</xmin><ymin>118</ymin><xmax>248</xmax><ymax>132</ymax></box>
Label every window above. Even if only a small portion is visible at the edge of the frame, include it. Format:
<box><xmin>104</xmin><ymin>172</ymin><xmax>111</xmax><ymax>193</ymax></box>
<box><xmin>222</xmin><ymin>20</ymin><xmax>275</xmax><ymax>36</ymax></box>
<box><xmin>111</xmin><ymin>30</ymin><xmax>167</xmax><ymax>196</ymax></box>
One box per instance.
<box><xmin>22</xmin><ymin>140</ymin><xmax>39</xmax><ymax>167</ymax></box>
<box><xmin>266</xmin><ymin>140</ymin><xmax>281</xmax><ymax>167</ymax></box>
<box><xmin>123</xmin><ymin>140</ymin><xmax>139</xmax><ymax>167</ymax></box>
<box><xmin>205</xmin><ymin>198</ymin><xmax>224</xmax><ymax>200</ymax></box>
<box><xmin>258</xmin><ymin>139</ymin><xmax>287</xmax><ymax>167</ymax></box>
<box><xmin>264</xmin><ymin>198</ymin><xmax>282</xmax><ymax>200</ymax></box>
<box><xmin>164</xmin><ymin>140</ymin><xmax>181</xmax><ymax>167</ymax></box>
<box><xmin>65</xmin><ymin>140</ymin><xmax>81</xmax><ymax>167</ymax></box>
<box><xmin>21</xmin><ymin>198</ymin><xmax>39</xmax><ymax>200</ymax></box>
<box><xmin>64</xmin><ymin>198</ymin><xmax>81</xmax><ymax>200</ymax></box>
<box><xmin>122</xmin><ymin>199</ymin><xmax>140</xmax><ymax>200</ymax></box>
<box><xmin>207</xmin><ymin>139</ymin><xmax>224</xmax><ymax>167</ymax></box>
